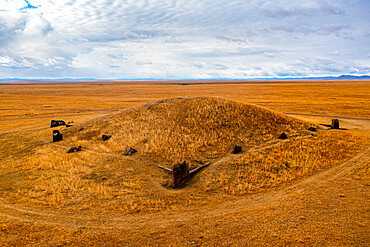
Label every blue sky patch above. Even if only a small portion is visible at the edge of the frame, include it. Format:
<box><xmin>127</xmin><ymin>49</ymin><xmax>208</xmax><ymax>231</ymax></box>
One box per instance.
<box><xmin>2</xmin><ymin>0</ymin><xmax>369</xmax><ymax>79</ymax></box>
<box><xmin>20</xmin><ymin>0</ymin><xmax>39</xmax><ymax>11</ymax></box>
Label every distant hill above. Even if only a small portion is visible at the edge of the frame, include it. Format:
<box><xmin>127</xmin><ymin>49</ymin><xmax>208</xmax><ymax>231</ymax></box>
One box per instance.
<box><xmin>0</xmin><ymin>75</ymin><xmax>369</xmax><ymax>82</ymax></box>
<box><xmin>335</xmin><ymin>75</ymin><xmax>370</xmax><ymax>80</ymax></box>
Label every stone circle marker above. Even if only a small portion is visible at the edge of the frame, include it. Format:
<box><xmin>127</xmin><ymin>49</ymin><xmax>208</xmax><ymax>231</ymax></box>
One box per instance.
<box><xmin>53</xmin><ymin>130</ymin><xmax>63</xmax><ymax>142</ymax></box>
<box><xmin>171</xmin><ymin>162</ymin><xmax>190</xmax><ymax>188</ymax></box>
<box><xmin>331</xmin><ymin>119</ymin><xmax>339</xmax><ymax>129</ymax></box>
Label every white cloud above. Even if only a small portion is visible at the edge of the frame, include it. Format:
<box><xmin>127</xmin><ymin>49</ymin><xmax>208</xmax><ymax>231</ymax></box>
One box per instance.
<box><xmin>0</xmin><ymin>0</ymin><xmax>369</xmax><ymax>79</ymax></box>
<box><xmin>264</xmin><ymin>52</ymin><xmax>276</xmax><ymax>58</ymax></box>
<box><xmin>261</xmin><ymin>0</ymin><xmax>345</xmax><ymax>18</ymax></box>
<box><xmin>328</xmin><ymin>50</ymin><xmax>341</xmax><ymax>56</ymax></box>
<box><xmin>0</xmin><ymin>56</ymin><xmax>14</xmax><ymax>66</ymax></box>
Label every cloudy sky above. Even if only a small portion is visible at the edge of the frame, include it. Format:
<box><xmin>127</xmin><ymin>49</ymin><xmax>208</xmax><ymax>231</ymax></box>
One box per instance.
<box><xmin>0</xmin><ymin>0</ymin><xmax>369</xmax><ymax>79</ymax></box>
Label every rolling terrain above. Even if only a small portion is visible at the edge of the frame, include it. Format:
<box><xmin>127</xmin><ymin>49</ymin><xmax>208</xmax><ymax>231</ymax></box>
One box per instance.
<box><xmin>0</xmin><ymin>81</ymin><xmax>369</xmax><ymax>246</ymax></box>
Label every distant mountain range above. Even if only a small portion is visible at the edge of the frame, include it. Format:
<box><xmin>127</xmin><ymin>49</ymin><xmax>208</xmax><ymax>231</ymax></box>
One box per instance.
<box><xmin>334</xmin><ymin>75</ymin><xmax>370</xmax><ymax>80</ymax></box>
<box><xmin>0</xmin><ymin>75</ymin><xmax>369</xmax><ymax>82</ymax></box>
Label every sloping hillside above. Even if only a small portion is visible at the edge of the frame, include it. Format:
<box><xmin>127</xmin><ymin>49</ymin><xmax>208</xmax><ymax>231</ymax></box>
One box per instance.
<box><xmin>0</xmin><ymin>97</ymin><xmax>366</xmax><ymax>218</ymax></box>
<box><xmin>65</xmin><ymin>97</ymin><xmax>311</xmax><ymax>168</ymax></box>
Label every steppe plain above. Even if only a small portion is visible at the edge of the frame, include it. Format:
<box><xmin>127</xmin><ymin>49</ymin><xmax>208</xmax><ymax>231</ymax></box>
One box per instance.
<box><xmin>0</xmin><ymin>80</ymin><xmax>369</xmax><ymax>246</ymax></box>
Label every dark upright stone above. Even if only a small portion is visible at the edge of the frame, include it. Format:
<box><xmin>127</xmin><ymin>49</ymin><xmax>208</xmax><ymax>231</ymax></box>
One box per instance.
<box><xmin>232</xmin><ymin>144</ymin><xmax>242</xmax><ymax>154</ymax></box>
<box><xmin>53</xmin><ymin>130</ymin><xmax>63</xmax><ymax>142</ymax></box>
<box><xmin>278</xmin><ymin>132</ymin><xmax>288</xmax><ymax>139</ymax></box>
<box><xmin>171</xmin><ymin>162</ymin><xmax>190</xmax><ymax>188</ymax></box>
<box><xmin>331</xmin><ymin>119</ymin><xmax>339</xmax><ymax>129</ymax></box>
<box><xmin>102</xmin><ymin>135</ymin><xmax>111</xmax><ymax>141</ymax></box>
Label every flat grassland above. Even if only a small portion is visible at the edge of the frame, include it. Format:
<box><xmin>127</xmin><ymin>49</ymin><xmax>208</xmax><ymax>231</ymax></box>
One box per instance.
<box><xmin>0</xmin><ymin>80</ymin><xmax>369</xmax><ymax>246</ymax></box>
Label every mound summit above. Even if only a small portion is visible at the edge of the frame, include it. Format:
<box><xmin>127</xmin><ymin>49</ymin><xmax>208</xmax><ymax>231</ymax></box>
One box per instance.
<box><xmin>1</xmin><ymin>96</ymin><xmax>365</xmax><ymax>220</ymax></box>
<box><xmin>66</xmin><ymin>97</ymin><xmax>310</xmax><ymax>168</ymax></box>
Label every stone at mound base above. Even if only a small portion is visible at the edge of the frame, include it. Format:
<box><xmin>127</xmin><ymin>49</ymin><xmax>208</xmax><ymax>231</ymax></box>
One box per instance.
<box><xmin>331</xmin><ymin>119</ymin><xmax>339</xmax><ymax>129</ymax></box>
<box><xmin>125</xmin><ymin>147</ymin><xmax>137</xmax><ymax>155</ymax></box>
<box><xmin>279</xmin><ymin>132</ymin><xmax>288</xmax><ymax>139</ymax></box>
<box><xmin>232</xmin><ymin>144</ymin><xmax>242</xmax><ymax>154</ymax></box>
<box><xmin>102</xmin><ymin>134</ymin><xmax>111</xmax><ymax>141</ymax></box>
<box><xmin>67</xmin><ymin>146</ymin><xmax>82</xmax><ymax>153</ymax></box>
<box><xmin>53</xmin><ymin>130</ymin><xmax>63</xmax><ymax>142</ymax></box>
<box><xmin>50</xmin><ymin>120</ymin><xmax>66</xmax><ymax>128</ymax></box>
<box><xmin>172</xmin><ymin>162</ymin><xmax>190</xmax><ymax>188</ymax></box>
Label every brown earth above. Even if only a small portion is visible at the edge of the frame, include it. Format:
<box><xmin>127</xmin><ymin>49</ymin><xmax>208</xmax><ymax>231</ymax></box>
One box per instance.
<box><xmin>0</xmin><ymin>80</ymin><xmax>369</xmax><ymax>246</ymax></box>
<box><xmin>0</xmin><ymin>140</ymin><xmax>368</xmax><ymax>246</ymax></box>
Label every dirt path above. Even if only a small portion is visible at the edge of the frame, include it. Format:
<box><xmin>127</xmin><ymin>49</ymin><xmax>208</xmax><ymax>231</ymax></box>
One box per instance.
<box><xmin>285</xmin><ymin>112</ymin><xmax>370</xmax><ymax>121</ymax></box>
<box><xmin>0</xmin><ymin>109</ymin><xmax>368</xmax><ymax>245</ymax></box>
<box><xmin>0</xmin><ymin>149</ymin><xmax>368</xmax><ymax>245</ymax></box>
<box><xmin>0</xmin><ymin>143</ymin><xmax>368</xmax><ymax>228</ymax></box>
<box><xmin>0</xmin><ymin>112</ymin><xmax>114</xmax><ymax>122</ymax></box>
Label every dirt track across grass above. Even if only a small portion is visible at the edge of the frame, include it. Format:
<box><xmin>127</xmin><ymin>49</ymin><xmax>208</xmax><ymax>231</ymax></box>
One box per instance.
<box><xmin>0</xmin><ymin>81</ymin><xmax>369</xmax><ymax>245</ymax></box>
<box><xmin>285</xmin><ymin>112</ymin><xmax>370</xmax><ymax>121</ymax></box>
<box><xmin>0</xmin><ymin>139</ymin><xmax>368</xmax><ymax>245</ymax></box>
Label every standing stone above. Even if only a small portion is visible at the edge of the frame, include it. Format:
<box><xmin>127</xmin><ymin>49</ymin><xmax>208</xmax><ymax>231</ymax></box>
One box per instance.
<box><xmin>232</xmin><ymin>144</ymin><xmax>242</xmax><ymax>154</ymax></box>
<box><xmin>278</xmin><ymin>132</ymin><xmax>288</xmax><ymax>139</ymax></box>
<box><xmin>102</xmin><ymin>135</ymin><xmax>111</xmax><ymax>141</ymax></box>
<box><xmin>331</xmin><ymin>119</ymin><xmax>339</xmax><ymax>129</ymax></box>
<box><xmin>171</xmin><ymin>162</ymin><xmax>190</xmax><ymax>188</ymax></box>
<box><xmin>53</xmin><ymin>130</ymin><xmax>63</xmax><ymax>142</ymax></box>
<box><xmin>50</xmin><ymin>120</ymin><xmax>66</xmax><ymax>128</ymax></box>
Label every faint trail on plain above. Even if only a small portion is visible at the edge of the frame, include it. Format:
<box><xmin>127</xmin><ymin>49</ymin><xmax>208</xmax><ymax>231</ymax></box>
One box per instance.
<box><xmin>284</xmin><ymin>112</ymin><xmax>370</xmax><ymax>121</ymax></box>
<box><xmin>0</xmin><ymin>112</ymin><xmax>114</xmax><ymax>122</ymax></box>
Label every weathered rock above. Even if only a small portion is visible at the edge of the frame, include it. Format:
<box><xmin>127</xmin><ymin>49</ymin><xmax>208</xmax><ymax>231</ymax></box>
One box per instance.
<box><xmin>67</xmin><ymin>146</ymin><xmax>82</xmax><ymax>153</ymax></box>
<box><xmin>278</xmin><ymin>132</ymin><xmax>288</xmax><ymax>139</ymax></box>
<box><xmin>125</xmin><ymin>147</ymin><xmax>137</xmax><ymax>155</ymax></box>
<box><xmin>50</xmin><ymin>120</ymin><xmax>66</xmax><ymax>128</ymax></box>
<box><xmin>102</xmin><ymin>135</ymin><xmax>111</xmax><ymax>141</ymax></box>
<box><xmin>53</xmin><ymin>130</ymin><xmax>63</xmax><ymax>142</ymax></box>
<box><xmin>172</xmin><ymin>162</ymin><xmax>190</xmax><ymax>188</ymax></box>
<box><xmin>232</xmin><ymin>144</ymin><xmax>242</xmax><ymax>154</ymax></box>
<box><xmin>331</xmin><ymin>119</ymin><xmax>339</xmax><ymax>129</ymax></box>
<box><xmin>308</xmin><ymin>126</ymin><xmax>316</xmax><ymax>131</ymax></box>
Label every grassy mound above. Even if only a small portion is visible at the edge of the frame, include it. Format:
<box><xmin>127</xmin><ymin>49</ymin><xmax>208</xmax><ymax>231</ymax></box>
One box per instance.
<box><xmin>1</xmin><ymin>97</ymin><xmax>366</xmax><ymax>215</ymax></box>
<box><xmin>65</xmin><ymin>97</ymin><xmax>311</xmax><ymax>168</ymax></box>
<box><xmin>205</xmin><ymin>130</ymin><xmax>367</xmax><ymax>195</ymax></box>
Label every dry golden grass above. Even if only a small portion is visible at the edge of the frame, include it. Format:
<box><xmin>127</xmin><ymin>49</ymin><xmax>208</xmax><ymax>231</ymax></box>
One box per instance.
<box><xmin>1</xmin><ymin>80</ymin><xmax>369</xmax><ymax>117</ymax></box>
<box><xmin>63</xmin><ymin>97</ymin><xmax>311</xmax><ymax>168</ymax></box>
<box><xmin>1</xmin><ymin>96</ymin><xmax>367</xmax><ymax>216</ymax></box>
<box><xmin>0</xmin><ymin>80</ymin><xmax>369</xmax><ymax>246</ymax></box>
<box><xmin>206</xmin><ymin>130</ymin><xmax>366</xmax><ymax>195</ymax></box>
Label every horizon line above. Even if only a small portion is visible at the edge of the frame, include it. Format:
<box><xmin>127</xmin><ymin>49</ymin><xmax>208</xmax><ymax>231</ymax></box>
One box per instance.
<box><xmin>1</xmin><ymin>74</ymin><xmax>370</xmax><ymax>83</ymax></box>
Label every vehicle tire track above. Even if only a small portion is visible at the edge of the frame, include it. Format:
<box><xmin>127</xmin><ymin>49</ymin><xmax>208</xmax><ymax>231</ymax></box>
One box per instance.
<box><xmin>0</xmin><ymin>144</ymin><xmax>368</xmax><ymax>229</ymax></box>
<box><xmin>0</xmin><ymin>108</ymin><xmax>368</xmax><ymax>229</ymax></box>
